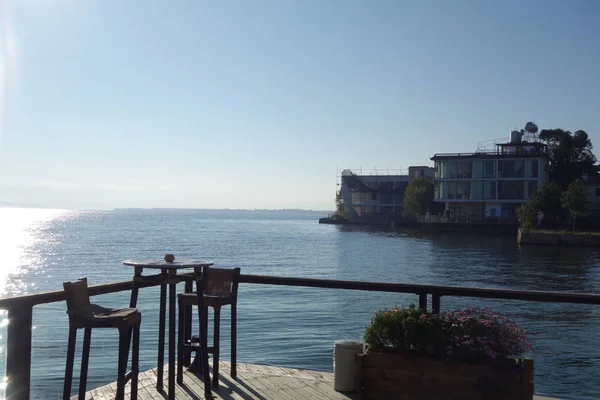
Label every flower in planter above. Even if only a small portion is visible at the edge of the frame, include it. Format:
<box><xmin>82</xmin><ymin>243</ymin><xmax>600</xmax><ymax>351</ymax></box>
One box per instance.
<box><xmin>364</xmin><ymin>305</ymin><xmax>532</xmax><ymax>363</ymax></box>
<box><xmin>442</xmin><ymin>307</ymin><xmax>532</xmax><ymax>362</ymax></box>
<box><xmin>364</xmin><ymin>305</ymin><xmax>446</xmax><ymax>358</ymax></box>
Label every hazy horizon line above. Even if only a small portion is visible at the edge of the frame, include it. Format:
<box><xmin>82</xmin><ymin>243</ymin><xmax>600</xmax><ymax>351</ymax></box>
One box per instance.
<box><xmin>0</xmin><ymin>203</ymin><xmax>333</xmax><ymax>213</ymax></box>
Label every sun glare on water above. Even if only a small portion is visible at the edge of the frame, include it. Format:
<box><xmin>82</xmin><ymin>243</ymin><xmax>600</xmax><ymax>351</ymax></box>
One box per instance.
<box><xmin>0</xmin><ymin>208</ymin><xmax>68</xmax><ymax>296</ymax></box>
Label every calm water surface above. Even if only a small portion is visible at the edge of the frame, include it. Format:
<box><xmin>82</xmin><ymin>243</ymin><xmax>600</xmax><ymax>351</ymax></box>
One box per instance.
<box><xmin>0</xmin><ymin>208</ymin><xmax>599</xmax><ymax>399</ymax></box>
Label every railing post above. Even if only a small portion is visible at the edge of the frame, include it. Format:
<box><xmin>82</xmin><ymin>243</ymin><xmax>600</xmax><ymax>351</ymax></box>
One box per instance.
<box><xmin>5</xmin><ymin>304</ymin><xmax>33</xmax><ymax>400</ymax></box>
<box><xmin>432</xmin><ymin>293</ymin><xmax>441</xmax><ymax>314</ymax></box>
<box><xmin>418</xmin><ymin>293</ymin><xmax>427</xmax><ymax>310</ymax></box>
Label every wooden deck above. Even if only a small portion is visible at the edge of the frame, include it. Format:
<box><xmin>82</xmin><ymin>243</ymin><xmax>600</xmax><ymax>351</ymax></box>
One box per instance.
<box><xmin>76</xmin><ymin>361</ymin><xmax>355</xmax><ymax>400</ymax></box>
<box><xmin>77</xmin><ymin>361</ymin><xmax>560</xmax><ymax>400</ymax></box>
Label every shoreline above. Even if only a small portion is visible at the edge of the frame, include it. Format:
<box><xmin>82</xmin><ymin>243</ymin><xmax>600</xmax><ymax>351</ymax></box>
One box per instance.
<box><xmin>518</xmin><ymin>229</ymin><xmax>600</xmax><ymax>246</ymax></box>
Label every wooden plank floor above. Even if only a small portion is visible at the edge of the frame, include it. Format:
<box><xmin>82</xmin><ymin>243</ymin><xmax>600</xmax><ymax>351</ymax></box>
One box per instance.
<box><xmin>76</xmin><ymin>361</ymin><xmax>561</xmax><ymax>400</ymax></box>
<box><xmin>76</xmin><ymin>361</ymin><xmax>355</xmax><ymax>400</ymax></box>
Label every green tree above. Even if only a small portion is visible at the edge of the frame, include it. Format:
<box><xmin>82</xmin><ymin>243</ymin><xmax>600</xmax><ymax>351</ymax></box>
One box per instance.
<box><xmin>560</xmin><ymin>179</ymin><xmax>590</xmax><ymax>230</ymax></box>
<box><xmin>516</xmin><ymin>182</ymin><xmax>563</xmax><ymax>229</ymax></box>
<box><xmin>538</xmin><ymin>129</ymin><xmax>597</xmax><ymax>188</ymax></box>
<box><xmin>333</xmin><ymin>190</ymin><xmax>344</xmax><ymax>218</ymax></box>
<box><xmin>403</xmin><ymin>177</ymin><xmax>434</xmax><ymax>217</ymax></box>
<box><xmin>516</xmin><ymin>201</ymin><xmax>537</xmax><ymax>229</ymax></box>
<box><xmin>531</xmin><ymin>182</ymin><xmax>563</xmax><ymax>217</ymax></box>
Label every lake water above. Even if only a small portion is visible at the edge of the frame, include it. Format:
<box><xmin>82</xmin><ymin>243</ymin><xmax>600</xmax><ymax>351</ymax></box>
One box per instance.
<box><xmin>0</xmin><ymin>207</ymin><xmax>599</xmax><ymax>399</ymax></box>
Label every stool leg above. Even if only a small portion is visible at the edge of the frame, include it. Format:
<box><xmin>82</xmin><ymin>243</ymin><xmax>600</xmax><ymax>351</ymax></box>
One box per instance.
<box><xmin>183</xmin><ymin>304</ymin><xmax>192</xmax><ymax>367</ymax></box>
<box><xmin>213</xmin><ymin>307</ymin><xmax>220</xmax><ymax>388</ymax></box>
<box><xmin>203</xmin><ymin>305</ymin><xmax>209</xmax><ymax>375</ymax></box>
<box><xmin>197</xmin><ymin>305</ymin><xmax>209</xmax><ymax>376</ymax></box>
<box><xmin>231</xmin><ymin>303</ymin><xmax>237</xmax><ymax>379</ymax></box>
<box><xmin>63</xmin><ymin>327</ymin><xmax>77</xmax><ymax>400</ymax></box>
<box><xmin>168</xmin><ymin>282</ymin><xmax>177</xmax><ymax>400</ymax></box>
<box><xmin>116</xmin><ymin>327</ymin><xmax>129</xmax><ymax>400</ymax></box>
<box><xmin>184</xmin><ymin>281</ymin><xmax>193</xmax><ymax>365</ymax></box>
<box><xmin>196</xmin><ymin>299</ymin><xmax>211</xmax><ymax>397</ymax></box>
<box><xmin>131</xmin><ymin>322</ymin><xmax>140</xmax><ymax>400</ymax></box>
<box><xmin>177</xmin><ymin>298</ymin><xmax>184</xmax><ymax>384</ymax></box>
<box><xmin>78</xmin><ymin>328</ymin><xmax>92</xmax><ymax>399</ymax></box>
<box><xmin>157</xmin><ymin>283</ymin><xmax>166</xmax><ymax>391</ymax></box>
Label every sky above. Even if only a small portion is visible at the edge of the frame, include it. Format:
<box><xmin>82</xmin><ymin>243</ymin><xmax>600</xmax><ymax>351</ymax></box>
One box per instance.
<box><xmin>0</xmin><ymin>0</ymin><xmax>599</xmax><ymax>210</ymax></box>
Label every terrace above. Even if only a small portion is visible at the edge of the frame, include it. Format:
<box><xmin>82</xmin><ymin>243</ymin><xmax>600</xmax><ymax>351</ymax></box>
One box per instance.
<box><xmin>1</xmin><ymin>274</ymin><xmax>598</xmax><ymax>400</ymax></box>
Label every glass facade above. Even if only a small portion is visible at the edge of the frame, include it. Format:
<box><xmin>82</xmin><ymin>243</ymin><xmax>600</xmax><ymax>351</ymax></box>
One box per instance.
<box><xmin>434</xmin><ymin>159</ymin><xmax>541</xmax><ymax>201</ymax></box>
<box><xmin>435</xmin><ymin>181</ymin><xmax>498</xmax><ymax>200</ymax></box>
<box><xmin>498</xmin><ymin>160</ymin><xmax>538</xmax><ymax>178</ymax></box>
<box><xmin>498</xmin><ymin>181</ymin><xmax>524</xmax><ymax>199</ymax></box>
<box><xmin>435</xmin><ymin>160</ymin><xmax>538</xmax><ymax>179</ymax></box>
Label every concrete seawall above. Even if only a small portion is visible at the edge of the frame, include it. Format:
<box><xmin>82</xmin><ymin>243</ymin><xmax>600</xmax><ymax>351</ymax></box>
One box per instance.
<box><xmin>518</xmin><ymin>229</ymin><xmax>600</xmax><ymax>246</ymax></box>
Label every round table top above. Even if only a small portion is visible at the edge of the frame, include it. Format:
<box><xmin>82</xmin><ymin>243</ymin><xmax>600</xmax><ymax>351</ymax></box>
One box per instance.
<box><xmin>122</xmin><ymin>259</ymin><xmax>214</xmax><ymax>269</ymax></box>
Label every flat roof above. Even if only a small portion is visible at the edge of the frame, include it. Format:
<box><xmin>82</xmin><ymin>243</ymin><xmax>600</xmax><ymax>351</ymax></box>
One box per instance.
<box><xmin>431</xmin><ymin>152</ymin><xmax>548</xmax><ymax>161</ymax></box>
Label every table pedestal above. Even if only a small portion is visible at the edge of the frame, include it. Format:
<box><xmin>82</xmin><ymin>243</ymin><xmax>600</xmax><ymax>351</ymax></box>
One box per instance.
<box><xmin>124</xmin><ymin>259</ymin><xmax>214</xmax><ymax>400</ymax></box>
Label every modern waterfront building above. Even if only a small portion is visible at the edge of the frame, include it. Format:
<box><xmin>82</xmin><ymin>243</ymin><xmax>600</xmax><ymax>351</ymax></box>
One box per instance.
<box><xmin>431</xmin><ymin>133</ymin><xmax>549</xmax><ymax>222</ymax></box>
<box><xmin>340</xmin><ymin>166</ymin><xmax>434</xmax><ymax>222</ymax></box>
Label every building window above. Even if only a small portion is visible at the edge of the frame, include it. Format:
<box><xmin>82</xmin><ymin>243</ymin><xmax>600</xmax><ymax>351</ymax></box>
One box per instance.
<box><xmin>498</xmin><ymin>181</ymin><xmax>525</xmax><ymax>200</ymax></box>
<box><xmin>498</xmin><ymin>160</ymin><xmax>525</xmax><ymax>178</ymax></box>
<box><xmin>457</xmin><ymin>162</ymin><xmax>472</xmax><ymax>178</ymax></box>
<box><xmin>448</xmin><ymin>182</ymin><xmax>471</xmax><ymax>199</ymax></box>
<box><xmin>525</xmin><ymin>180</ymin><xmax>538</xmax><ymax>198</ymax></box>
<box><xmin>472</xmin><ymin>161</ymin><xmax>484</xmax><ymax>178</ymax></box>
<box><xmin>484</xmin><ymin>181</ymin><xmax>496</xmax><ymax>199</ymax></box>
<box><xmin>440</xmin><ymin>161</ymin><xmax>474</xmax><ymax>179</ymax></box>
<box><xmin>484</xmin><ymin>161</ymin><xmax>495</xmax><ymax>178</ymax></box>
<box><xmin>470</xmin><ymin>181</ymin><xmax>483</xmax><ymax>199</ymax></box>
<box><xmin>524</xmin><ymin>160</ymin><xmax>538</xmax><ymax>178</ymax></box>
<box><xmin>436</xmin><ymin>161</ymin><xmax>446</xmax><ymax>179</ymax></box>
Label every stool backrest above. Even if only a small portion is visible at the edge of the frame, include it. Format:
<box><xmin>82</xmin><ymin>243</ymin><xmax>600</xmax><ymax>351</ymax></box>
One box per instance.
<box><xmin>63</xmin><ymin>278</ymin><xmax>91</xmax><ymax>314</ymax></box>
<box><xmin>193</xmin><ymin>266</ymin><xmax>241</xmax><ymax>297</ymax></box>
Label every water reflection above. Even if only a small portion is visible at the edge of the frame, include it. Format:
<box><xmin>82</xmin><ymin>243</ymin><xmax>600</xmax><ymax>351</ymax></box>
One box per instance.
<box><xmin>0</xmin><ymin>208</ymin><xmax>69</xmax><ymax>296</ymax></box>
<box><xmin>0</xmin><ymin>213</ymin><xmax>598</xmax><ymax>398</ymax></box>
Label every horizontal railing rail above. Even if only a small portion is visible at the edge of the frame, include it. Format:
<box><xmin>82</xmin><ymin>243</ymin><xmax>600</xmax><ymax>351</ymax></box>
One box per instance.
<box><xmin>1</xmin><ymin>273</ymin><xmax>599</xmax><ymax>400</ymax></box>
<box><xmin>238</xmin><ymin>275</ymin><xmax>600</xmax><ymax>306</ymax></box>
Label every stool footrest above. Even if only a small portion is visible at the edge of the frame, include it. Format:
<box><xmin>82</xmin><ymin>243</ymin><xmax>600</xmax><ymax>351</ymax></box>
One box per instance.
<box><xmin>185</xmin><ymin>340</ymin><xmax>217</xmax><ymax>354</ymax></box>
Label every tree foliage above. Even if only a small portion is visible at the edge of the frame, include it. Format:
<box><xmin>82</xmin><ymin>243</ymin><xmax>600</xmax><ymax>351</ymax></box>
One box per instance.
<box><xmin>538</xmin><ymin>129</ymin><xmax>597</xmax><ymax>187</ymax></box>
<box><xmin>403</xmin><ymin>177</ymin><xmax>434</xmax><ymax>217</ymax></box>
<box><xmin>516</xmin><ymin>182</ymin><xmax>563</xmax><ymax>229</ymax></box>
<box><xmin>516</xmin><ymin>201</ymin><xmax>537</xmax><ymax>229</ymax></box>
<box><xmin>531</xmin><ymin>182</ymin><xmax>563</xmax><ymax>216</ymax></box>
<box><xmin>333</xmin><ymin>190</ymin><xmax>344</xmax><ymax>218</ymax></box>
<box><xmin>560</xmin><ymin>179</ymin><xmax>590</xmax><ymax>230</ymax></box>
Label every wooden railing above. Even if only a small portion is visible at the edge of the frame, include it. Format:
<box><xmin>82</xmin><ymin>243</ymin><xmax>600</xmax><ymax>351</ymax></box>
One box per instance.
<box><xmin>1</xmin><ymin>274</ymin><xmax>600</xmax><ymax>400</ymax></box>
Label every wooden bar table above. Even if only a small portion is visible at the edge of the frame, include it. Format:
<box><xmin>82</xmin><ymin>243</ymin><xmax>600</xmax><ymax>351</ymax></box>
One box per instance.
<box><xmin>123</xmin><ymin>257</ymin><xmax>213</xmax><ymax>400</ymax></box>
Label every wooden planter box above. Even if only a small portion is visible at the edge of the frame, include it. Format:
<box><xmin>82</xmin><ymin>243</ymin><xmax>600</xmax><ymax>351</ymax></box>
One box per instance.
<box><xmin>356</xmin><ymin>350</ymin><xmax>534</xmax><ymax>400</ymax></box>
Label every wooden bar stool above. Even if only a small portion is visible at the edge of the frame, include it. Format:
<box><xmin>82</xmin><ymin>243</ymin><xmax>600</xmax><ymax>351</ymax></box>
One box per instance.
<box><xmin>63</xmin><ymin>278</ymin><xmax>141</xmax><ymax>400</ymax></box>
<box><xmin>177</xmin><ymin>266</ymin><xmax>240</xmax><ymax>388</ymax></box>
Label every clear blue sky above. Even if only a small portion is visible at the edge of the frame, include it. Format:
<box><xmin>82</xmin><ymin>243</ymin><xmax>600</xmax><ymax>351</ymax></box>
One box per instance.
<box><xmin>0</xmin><ymin>0</ymin><xmax>599</xmax><ymax>210</ymax></box>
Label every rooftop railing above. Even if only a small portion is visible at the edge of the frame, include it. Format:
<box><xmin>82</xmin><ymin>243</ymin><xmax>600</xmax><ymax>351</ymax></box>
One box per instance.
<box><xmin>431</xmin><ymin>150</ymin><xmax>545</xmax><ymax>159</ymax></box>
